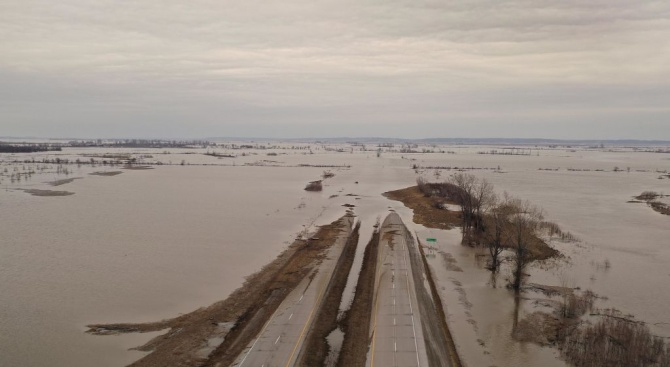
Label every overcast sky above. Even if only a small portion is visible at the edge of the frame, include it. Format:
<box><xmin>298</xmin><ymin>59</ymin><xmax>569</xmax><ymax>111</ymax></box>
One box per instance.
<box><xmin>1</xmin><ymin>0</ymin><xmax>669</xmax><ymax>139</ymax></box>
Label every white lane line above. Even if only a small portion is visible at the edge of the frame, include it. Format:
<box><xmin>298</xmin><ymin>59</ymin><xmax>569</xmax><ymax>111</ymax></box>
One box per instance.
<box><xmin>275</xmin><ymin>335</ymin><xmax>281</xmax><ymax>345</ymax></box>
<box><xmin>395</xmin><ymin>341</ymin><xmax>397</xmax><ymax>352</ymax></box>
<box><xmin>393</xmin><ymin>317</ymin><xmax>396</xmax><ymax>325</ymax></box>
<box><xmin>288</xmin><ymin>313</ymin><xmax>293</xmax><ymax>320</ymax></box>
<box><xmin>299</xmin><ymin>294</ymin><xmax>304</xmax><ymax>302</ymax></box>
<box><xmin>237</xmin><ymin>305</ymin><xmax>282</xmax><ymax>367</ymax></box>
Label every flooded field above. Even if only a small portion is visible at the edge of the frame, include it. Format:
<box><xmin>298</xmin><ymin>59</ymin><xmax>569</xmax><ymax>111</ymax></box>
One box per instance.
<box><xmin>0</xmin><ymin>142</ymin><xmax>668</xmax><ymax>366</ymax></box>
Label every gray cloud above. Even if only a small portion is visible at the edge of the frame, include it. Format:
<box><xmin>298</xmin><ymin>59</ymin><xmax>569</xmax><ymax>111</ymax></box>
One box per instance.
<box><xmin>1</xmin><ymin>0</ymin><xmax>669</xmax><ymax>139</ymax></box>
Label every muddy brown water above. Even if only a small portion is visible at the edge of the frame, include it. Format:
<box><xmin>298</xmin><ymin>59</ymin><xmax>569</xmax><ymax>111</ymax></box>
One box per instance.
<box><xmin>1</xmin><ymin>145</ymin><xmax>668</xmax><ymax>367</ymax></box>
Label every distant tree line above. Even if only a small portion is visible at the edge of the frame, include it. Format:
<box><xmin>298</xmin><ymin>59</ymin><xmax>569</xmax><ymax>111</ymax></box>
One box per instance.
<box><xmin>68</xmin><ymin>139</ymin><xmax>212</xmax><ymax>148</ymax></box>
<box><xmin>0</xmin><ymin>143</ymin><xmax>62</xmax><ymax>153</ymax></box>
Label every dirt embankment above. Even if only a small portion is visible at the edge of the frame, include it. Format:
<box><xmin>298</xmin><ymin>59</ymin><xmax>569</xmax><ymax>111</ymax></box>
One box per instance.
<box><xmin>384</xmin><ymin>186</ymin><xmax>460</xmax><ymax>230</ymax></box>
<box><xmin>297</xmin><ymin>221</ymin><xmax>361</xmax><ymax>367</ymax></box>
<box><xmin>21</xmin><ymin>188</ymin><xmax>74</xmax><ymax>196</ymax></box>
<box><xmin>90</xmin><ymin>171</ymin><xmax>123</xmax><ymax>176</ymax></box>
<box><xmin>88</xmin><ymin>215</ymin><xmax>351</xmax><ymax>367</ymax></box>
<box><xmin>48</xmin><ymin>177</ymin><xmax>82</xmax><ymax>186</ymax></box>
<box><xmin>123</xmin><ymin>165</ymin><xmax>154</xmax><ymax>170</ymax></box>
<box><xmin>416</xmin><ymin>237</ymin><xmax>463</xmax><ymax>367</ymax></box>
<box><xmin>336</xmin><ymin>229</ymin><xmax>381</xmax><ymax>367</ymax></box>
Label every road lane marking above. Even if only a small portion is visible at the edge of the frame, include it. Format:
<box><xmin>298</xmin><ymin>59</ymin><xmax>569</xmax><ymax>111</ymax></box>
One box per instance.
<box><xmin>237</xmin><ymin>305</ymin><xmax>282</xmax><ymax>367</ymax></box>
<box><xmin>288</xmin><ymin>313</ymin><xmax>293</xmax><ymax>320</ymax></box>
<box><xmin>275</xmin><ymin>335</ymin><xmax>281</xmax><ymax>345</ymax></box>
<box><xmin>284</xmin><ymin>281</ymin><xmax>328</xmax><ymax>367</ymax></box>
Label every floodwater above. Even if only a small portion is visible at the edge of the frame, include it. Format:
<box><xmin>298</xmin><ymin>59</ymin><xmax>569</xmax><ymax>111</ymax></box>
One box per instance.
<box><xmin>0</xmin><ymin>143</ymin><xmax>668</xmax><ymax>366</ymax></box>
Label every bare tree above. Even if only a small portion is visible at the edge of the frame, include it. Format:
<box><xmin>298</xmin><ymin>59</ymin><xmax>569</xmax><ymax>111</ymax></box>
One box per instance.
<box><xmin>507</xmin><ymin>198</ymin><xmax>544</xmax><ymax>292</ymax></box>
<box><xmin>449</xmin><ymin>173</ymin><xmax>476</xmax><ymax>237</ymax></box>
<box><xmin>449</xmin><ymin>173</ymin><xmax>495</xmax><ymax>242</ymax></box>
<box><xmin>484</xmin><ymin>192</ymin><xmax>512</xmax><ymax>271</ymax></box>
<box><xmin>472</xmin><ymin>177</ymin><xmax>495</xmax><ymax>233</ymax></box>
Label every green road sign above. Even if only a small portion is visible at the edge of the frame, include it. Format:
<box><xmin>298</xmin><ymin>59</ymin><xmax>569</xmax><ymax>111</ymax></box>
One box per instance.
<box><xmin>426</xmin><ymin>238</ymin><xmax>437</xmax><ymax>243</ymax></box>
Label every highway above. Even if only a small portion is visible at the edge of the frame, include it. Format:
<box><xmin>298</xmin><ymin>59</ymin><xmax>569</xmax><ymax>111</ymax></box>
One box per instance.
<box><xmin>231</xmin><ymin>218</ymin><xmax>352</xmax><ymax>367</ymax></box>
<box><xmin>368</xmin><ymin>213</ymin><xmax>429</xmax><ymax>367</ymax></box>
<box><xmin>231</xmin><ymin>213</ymin><xmax>457</xmax><ymax>367</ymax></box>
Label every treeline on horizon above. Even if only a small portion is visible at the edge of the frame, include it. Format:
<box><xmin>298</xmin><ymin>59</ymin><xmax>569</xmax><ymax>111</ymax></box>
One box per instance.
<box><xmin>68</xmin><ymin>139</ymin><xmax>211</xmax><ymax>148</ymax></box>
<box><xmin>0</xmin><ymin>139</ymin><xmax>213</xmax><ymax>152</ymax></box>
<box><xmin>0</xmin><ymin>144</ymin><xmax>62</xmax><ymax>153</ymax></box>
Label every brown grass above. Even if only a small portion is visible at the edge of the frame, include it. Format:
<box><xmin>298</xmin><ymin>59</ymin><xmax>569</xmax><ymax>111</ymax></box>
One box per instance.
<box><xmin>562</xmin><ymin>309</ymin><xmax>670</xmax><ymax>367</ymax></box>
<box><xmin>297</xmin><ymin>221</ymin><xmax>360</xmax><ymax>367</ymax></box>
<box><xmin>384</xmin><ymin>186</ymin><xmax>460</xmax><ymax>230</ymax></box>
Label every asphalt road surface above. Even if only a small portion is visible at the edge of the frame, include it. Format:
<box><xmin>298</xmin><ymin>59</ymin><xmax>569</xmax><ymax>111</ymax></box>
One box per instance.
<box><xmin>231</xmin><ymin>218</ymin><xmax>353</xmax><ymax>367</ymax></box>
<box><xmin>368</xmin><ymin>213</ymin><xmax>430</xmax><ymax>367</ymax></box>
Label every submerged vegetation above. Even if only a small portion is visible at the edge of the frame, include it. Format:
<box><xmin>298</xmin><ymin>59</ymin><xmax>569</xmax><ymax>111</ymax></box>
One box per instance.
<box><xmin>403</xmin><ymin>174</ymin><xmax>670</xmax><ymax>367</ymax></box>
<box><xmin>304</xmin><ymin>180</ymin><xmax>323</xmax><ymax>191</ymax></box>
<box><xmin>414</xmin><ymin>174</ymin><xmax>561</xmax><ymax>290</ymax></box>
<box><xmin>562</xmin><ymin>309</ymin><xmax>670</xmax><ymax>367</ymax></box>
<box><xmin>634</xmin><ymin>191</ymin><xmax>670</xmax><ymax>216</ymax></box>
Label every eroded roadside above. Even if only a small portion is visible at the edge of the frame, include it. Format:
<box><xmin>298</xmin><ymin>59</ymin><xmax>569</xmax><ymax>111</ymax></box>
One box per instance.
<box><xmin>296</xmin><ymin>221</ymin><xmax>361</xmax><ymax>366</ymax></box>
<box><xmin>88</xmin><ymin>214</ymin><xmax>354</xmax><ymax>367</ymax></box>
<box><xmin>415</xmin><ymin>236</ymin><xmax>462</xmax><ymax>367</ymax></box>
<box><xmin>336</xmin><ymin>227</ymin><xmax>381</xmax><ymax>367</ymax></box>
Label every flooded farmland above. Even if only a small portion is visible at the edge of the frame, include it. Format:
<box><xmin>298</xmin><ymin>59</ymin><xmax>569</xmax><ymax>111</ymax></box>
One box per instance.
<box><xmin>0</xmin><ymin>143</ymin><xmax>668</xmax><ymax>366</ymax></box>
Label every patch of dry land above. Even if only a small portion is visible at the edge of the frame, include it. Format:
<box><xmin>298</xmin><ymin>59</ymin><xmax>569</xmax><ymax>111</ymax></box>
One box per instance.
<box><xmin>48</xmin><ymin>177</ymin><xmax>82</xmax><ymax>186</ymax></box>
<box><xmin>21</xmin><ymin>189</ymin><xmax>74</xmax><ymax>197</ymax></box>
<box><xmin>383</xmin><ymin>186</ymin><xmax>460</xmax><ymax>230</ymax></box>
<box><xmin>123</xmin><ymin>165</ymin><xmax>154</xmax><ymax>170</ymax></box>
<box><xmin>90</xmin><ymin>171</ymin><xmax>123</xmax><ymax>176</ymax></box>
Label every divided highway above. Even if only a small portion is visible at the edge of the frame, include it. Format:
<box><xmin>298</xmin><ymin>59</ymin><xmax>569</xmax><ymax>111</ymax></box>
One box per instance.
<box><xmin>231</xmin><ymin>212</ymin><xmax>458</xmax><ymax>367</ymax></box>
